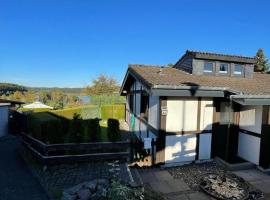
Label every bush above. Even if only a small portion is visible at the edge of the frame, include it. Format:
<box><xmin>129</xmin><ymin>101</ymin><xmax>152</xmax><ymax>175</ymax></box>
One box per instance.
<box><xmin>27</xmin><ymin>112</ymin><xmax>67</xmax><ymax>144</ymax></box>
<box><xmin>82</xmin><ymin>118</ymin><xmax>101</xmax><ymax>142</ymax></box>
<box><xmin>67</xmin><ymin>113</ymin><xmax>83</xmax><ymax>143</ymax></box>
<box><xmin>107</xmin><ymin>181</ymin><xmax>143</xmax><ymax>200</ymax></box>
<box><xmin>100</xmin><ymin>104</ymin><xmax>125</xmax><ymax>120</ymax></box>
<box><xmin>107</xmin><ymin>119</ymin><xmax>121</xmax><ymax>142</ymax></box>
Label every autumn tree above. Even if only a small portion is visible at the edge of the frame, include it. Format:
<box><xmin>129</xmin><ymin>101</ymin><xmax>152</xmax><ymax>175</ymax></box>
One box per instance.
<box><xmin>86</xmin><ymin>74</ymin><xmax>120</xmax><ymax>95</ymax></box>
<box><xmin>255</xmin><ymin>48</ymin><xmax>269</xmax><ymax>72</ymax></box>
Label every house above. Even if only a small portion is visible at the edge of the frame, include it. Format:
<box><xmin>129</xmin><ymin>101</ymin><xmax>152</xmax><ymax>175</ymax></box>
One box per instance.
<box><xmin>120</xmin><ymin>50</ymin><xmax>270</xmax><ymax>169</ymax></box>
<box><xmin>0</xmin><ymin>99</ymin><xmax>24</xmax><ymax>137</ymax></box>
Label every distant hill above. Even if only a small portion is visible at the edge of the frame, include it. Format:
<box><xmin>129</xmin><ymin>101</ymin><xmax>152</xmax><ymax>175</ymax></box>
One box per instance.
<box><xmin>29</xmin><ymin>87</ymin><xmax>83</xmax><ymax>94</ymax></box>
<box><xmin>0</xmin><ymin>83</ymin><xmax>27</xmax><ymax>95</ymax></box>
<box><xmin>0</xmin><ymin>82</ymin><xmax>83</xmax><ymax>95</ymax></box>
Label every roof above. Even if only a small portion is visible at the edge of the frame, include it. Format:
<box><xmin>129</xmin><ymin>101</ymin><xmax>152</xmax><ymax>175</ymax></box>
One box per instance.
<box><xmin>124</xmin><ymin>65</ymin><xmax>270</xmax><ymax>96</ymax></box>
<box><xmin>176</xmin><ymin>50</ymin><xmax>256</xmax><ymax>64</ymax></box>
<box><xmin>23</xmin><ymin>101</ymin><xmax>53</xmax><ymax>109</ymax></box>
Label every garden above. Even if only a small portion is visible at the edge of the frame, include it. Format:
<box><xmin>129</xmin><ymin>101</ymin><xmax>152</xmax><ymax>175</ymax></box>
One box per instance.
<box><xmin>24</xmin><ymin>104</ymin><xmax>125</xmax><ymax>144</ymax></box>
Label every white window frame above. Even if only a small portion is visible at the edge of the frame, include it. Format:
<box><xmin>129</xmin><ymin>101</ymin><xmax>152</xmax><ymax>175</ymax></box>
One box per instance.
<box><xmin>204</xmin><ymin>62</ymin><xmax>214</xmax><ymax>73</ymax></box>
<box><xmin>219</xmin><ymin>63</ymin><xmax>229</xmax><ymax>74</ymax></box>
<box><xmin>234</xmin><ymin>64</ymin><xmax>243</xmax><ymax>75</ymax></box>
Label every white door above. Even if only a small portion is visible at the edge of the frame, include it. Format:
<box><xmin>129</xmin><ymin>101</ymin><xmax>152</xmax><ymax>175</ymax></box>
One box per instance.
<box><xmin>165</xmin><ymin>134</ymin><xmax>197</xmax><ymax>163</ymax></box>
<box><xmin>0</xmin><ymin>106</ymin><xmax>9</xmax><ymax>137</ymax></box>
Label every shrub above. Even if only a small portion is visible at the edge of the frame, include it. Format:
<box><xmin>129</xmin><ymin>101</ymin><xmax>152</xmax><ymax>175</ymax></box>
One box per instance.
<box><xmin>107</xmin><ymin>119</ymin><xmax>121</xmax><ymax>142</ymax></box>
<box><xmin>67</xmin><ymin>113</ymin><xmax>83</xmax><ymax>143</ymax></box>
<box><xmin>100</xmin><ymin>104</ymin><xmax>125</xmax><ymax>120</ymax></box>
<box><xmin>107</xmin><ymin>181</ymin><xmax>143</xmax><ymax>200</ymax></box>
<box><xmin>82</xmin><ymin>118</ymin><xmax>101</xmax><ymax>142</ymax></box>
<box><xmin>27</xmin><ymin>112</ymin><xmax>66</xmax><ymax>144</ymax></box>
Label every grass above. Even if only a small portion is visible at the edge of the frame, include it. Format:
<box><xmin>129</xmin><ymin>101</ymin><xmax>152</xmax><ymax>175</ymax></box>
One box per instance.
<box><xmin>29</xmin><ymin>112</ymin><xmax>60</xmax><ymax>122</ymax></box>
<box><xmin>100</xmin><ymin>120</ymin><xmax>109</xmax><ymax>142</ymax></box>
<box><xmin>52</xmin><ymin>105</ymin><xmax>100</xmax><ymax>119</ymax></box>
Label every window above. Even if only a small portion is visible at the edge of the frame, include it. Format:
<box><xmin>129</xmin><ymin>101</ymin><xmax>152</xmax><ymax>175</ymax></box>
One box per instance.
<box><xmin>219</xmin><ymin>63</ymin><xmax>228</xmax><ymax>73</ymax></box>
<box><xmin>204</xmin><ymin>62</ymin><xmax>214</xmax><ymax>73</ymax></box>
<box><xmin>234</xmin><ymin>64</ymin><xmax>243</xmax><ymax>75</ymax></box>
<box><xmin>140</xmin><ymin>95</ymin><xmax>149</xmax><ymax>121</ymax></box>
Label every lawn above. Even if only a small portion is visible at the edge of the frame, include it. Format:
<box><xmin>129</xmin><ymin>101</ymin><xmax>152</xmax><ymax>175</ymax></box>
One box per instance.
<box><xmin>99</xmin><ymin>119</ymin><xmax>109</xmax><ymax>142</ymax></box>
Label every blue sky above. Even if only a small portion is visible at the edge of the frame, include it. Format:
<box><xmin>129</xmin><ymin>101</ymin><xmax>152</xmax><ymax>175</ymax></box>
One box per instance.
<box><xmin>0</xmin><ymin>0</ymin><xmax>270</xmax><ymax>87</ymax></box>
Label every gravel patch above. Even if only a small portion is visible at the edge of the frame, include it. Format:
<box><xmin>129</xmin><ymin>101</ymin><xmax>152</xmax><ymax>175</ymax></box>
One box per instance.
<box><xmin>167</xmin><ymin>161</ymin><xmax>225</xmax><ymax>191</ymax></box>
<box><xmin>167</xmin><ymin>161</ymin><xmax>264</xmax><ymax>200</ymax></box>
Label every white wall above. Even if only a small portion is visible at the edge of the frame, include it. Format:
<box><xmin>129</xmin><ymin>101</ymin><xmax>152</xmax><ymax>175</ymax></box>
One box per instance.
<box><xmin>200</xmin><ymin>99</ymin><xmax>213</xmax><ymax>130</ymax></box>
<box><xmin>238</xmin><ymin>132</ymin><xmax>261</xmax><ymax>165</ymax></box>
<box><xmin>239</xmin><ymin>105</ymin><xmax>262</xmax><ymax>134</ymax></box>
<box><xmin>140</xmin><ymin>121</ymin><xmax>147</xmax><ymax>139</ymax></box>
<box><xmin>148</xmin><ymin>96</ymin><xmax>159</xmax><ymax>129</ymax></box>
<box><xmin>199</xmin><ymin>133</ymin><xmax>212</xmax><ymax>160</ymax></box>
<box><xmin>0</xmin><ymin>106</ymin><xmax>9</xmax><ymax>137</ymax></box>
<box><xmin>165</xmin><ymin>134</ymin><xmax>197</xmax><ymax>163</ymax></box>
<box><xmin>166</xmin><ymin>98</ymin><xmax>198</xmax><ymax>132</ymax></box>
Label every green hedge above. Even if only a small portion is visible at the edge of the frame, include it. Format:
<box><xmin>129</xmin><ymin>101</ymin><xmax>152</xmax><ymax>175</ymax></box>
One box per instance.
<box><xmin>100</xmin><ymin>104</ymin><xmax>125</xmax><ymax>120</ymax></box>
<box><xmin>27</xmin><ymin>112</ymin><xmax>67</xmax><ymax>144</ymax></box>
<box><xmin>107</xmin><ymin>119</ymin><xmax>121</xmax><ymax>142</ymax></box>
<box><xmin>27</xmin><ymin>112</ymin><xmax>103</xmax><ymax>144</ymax></box>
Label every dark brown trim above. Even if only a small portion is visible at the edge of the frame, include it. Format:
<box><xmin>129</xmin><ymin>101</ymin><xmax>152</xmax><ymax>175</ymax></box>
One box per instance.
<box><xmin>259</xmin><ymin>106</ymin><xmax>270</xmax><ymax>169</ymax></box>
<box><xmin>239</xmin><ymin>129</ymin><xmax>261</xmax><ymax>138</ymax></box>
<box><xmin>195</xmin><ymin>98</ymin><xmax>202</xmax><ymax>160</ymax></box>
<box><xmin>160</xmin><ymin>97</ymin><xmax>167</xmax><ymax>132</ymax></box>
<box><xmin>166</xmin><ymin>129</ymin><xmax>212</xmax><ymax>136</ymax></box>
<box><xmin>155</xmin><ymin>97</ymin><xmax>167</xmax><ymax>165</ymax></box>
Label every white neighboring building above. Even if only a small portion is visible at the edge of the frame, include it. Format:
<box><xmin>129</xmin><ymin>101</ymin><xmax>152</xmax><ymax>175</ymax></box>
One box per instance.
<box><xmin>23</xmin><ymin>101</ymin><xmax>53</xmax><ymax>109</ymax></box>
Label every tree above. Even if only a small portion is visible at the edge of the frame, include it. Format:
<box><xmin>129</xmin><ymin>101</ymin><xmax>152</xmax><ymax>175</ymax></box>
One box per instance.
<box><xmin>167</xmin><ymin>63</ymin><xmax>174</xmax><ymax>68</ymax></box>
<box><xmin>255</xmin><ymin>48</ymin><xmax>269</xmax><ymax>72</ymax></box>
<box><xmin>86</xmin><ymin>74</ymin><xmax>120</xmax><ymax>95</ymax></box>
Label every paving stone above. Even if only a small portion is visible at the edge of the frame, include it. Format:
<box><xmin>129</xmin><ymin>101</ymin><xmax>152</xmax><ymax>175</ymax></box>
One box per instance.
<box><xmin>166</xmin><ymin>179</ymin><xmax>190</xmax><ymax>192</ymax></box>
<box><xmin>187</xmin><ymin>192</ymin><xmax>211</xmax><ymax>200</ymax></box>
<box><xmin>77</xmin><ymin>189</ymin><xmax>91</xmax><ymax>200</ymax></box>
<box><xmin>149</xmin><ymin>181</ymin><xmax>173</xmax><ymax>194</ymax></box>
<box><xmin>167</xmin><ymin>194</ymin><xmax>189</xmax><ymax>200</ymax></box>
<box><xmin>154</xmin><ymin>170</ymin><xmax>174</xmax><ymax>181</ymax></box>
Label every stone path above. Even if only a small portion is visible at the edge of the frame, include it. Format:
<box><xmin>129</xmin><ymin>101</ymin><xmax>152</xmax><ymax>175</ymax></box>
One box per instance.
<box><xmin>0</xmin><ymin>135</ymin><xmax>48</xmax><ymax>200</ymax></box>
<box><xmin>138</xmin><ymin>168</ymin><xmax>210</xmax><ymax>200</ymax></box>
<box><xmin>234</xmin><ymin>169</ymin><xmax>270</xmax><ymax>199</ymax></box>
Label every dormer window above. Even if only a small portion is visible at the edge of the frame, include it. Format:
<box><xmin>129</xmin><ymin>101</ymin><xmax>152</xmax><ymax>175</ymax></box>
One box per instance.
<box><xmin>219</xmin><ymin>63</ymin><xmax>228</xmax><ymax>73</ymax></box>
<box><xmin>234</xmin><ymin>64</ymin><xmax>243</xmax><ymax>75</ymax></box>
<box><xmin>204</xmin><ymin>62</ymin><xmax>214</xmax><ymax>73</ymax></box>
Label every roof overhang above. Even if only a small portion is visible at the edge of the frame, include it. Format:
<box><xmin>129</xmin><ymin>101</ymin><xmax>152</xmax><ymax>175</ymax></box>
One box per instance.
<box><xmin>0</xmin><ymin>103</ymin><xmax>11</xmax><ymax>107</ymax></box>
<box><xmin>120</xmin><ymin>68</ymin><xmax>151</xmax><ymax>95</ymax></box>
<box><xmin>151</xmin><ymin>85</ymin><xmax>226</xmax><ymax>97</ymax></box>
<box><xmin>232</xmin><ymin>95</ymin><xmax>270</xmax><ymax>105</ymax></box>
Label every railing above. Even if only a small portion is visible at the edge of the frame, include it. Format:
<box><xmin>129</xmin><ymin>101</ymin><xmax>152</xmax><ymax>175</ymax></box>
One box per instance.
<box><xmin>21</xmin><ymin>133</ymin><xmax>131</xmax><ymax>165</ymax></box>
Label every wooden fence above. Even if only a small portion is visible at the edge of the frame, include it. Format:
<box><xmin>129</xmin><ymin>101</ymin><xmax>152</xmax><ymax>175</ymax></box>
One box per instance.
<box><xmin>21</xmin><ymin>133</ymin><xmax>131</xmax><ymax>165</ymax></box>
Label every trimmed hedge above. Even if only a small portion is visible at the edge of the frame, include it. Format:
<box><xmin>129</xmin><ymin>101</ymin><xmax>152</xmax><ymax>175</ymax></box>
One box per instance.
<box><xmin>27</xmin><ymin>112</ymin><xmax>67</xmax><ymax>144</ymax></box>
<box><xmin>107</xmin><ymin>119</ymin><xmax>121</xmax><ymax>142</ymax></box>
<box><xmin>27</xmin><ymin>112</ymin><xmax>102</xmax><ymax>144</ymax></box>
<box><xmin>101</xmin><ymin>104</ymin><xmax>125</xmax><ymax>120</ymax></box>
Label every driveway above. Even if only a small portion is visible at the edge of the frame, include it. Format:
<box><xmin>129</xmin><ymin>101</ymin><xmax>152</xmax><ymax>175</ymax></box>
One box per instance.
<box><xmin>138</xmin><ymin>168</ymin><xmax>210</xmax><ymax>200</ymax></box>
<box><xmin>0</xmin><ymin>135</ymin><xmax>48</xmax><ymax>200</ymax></box>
